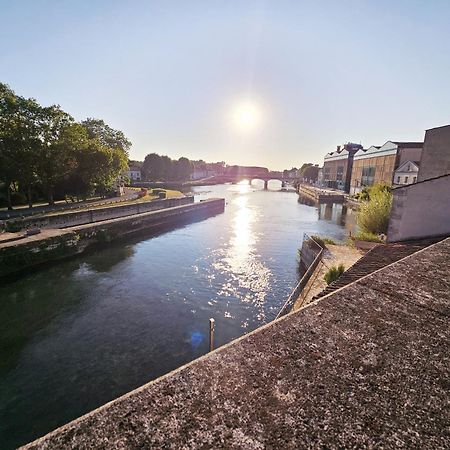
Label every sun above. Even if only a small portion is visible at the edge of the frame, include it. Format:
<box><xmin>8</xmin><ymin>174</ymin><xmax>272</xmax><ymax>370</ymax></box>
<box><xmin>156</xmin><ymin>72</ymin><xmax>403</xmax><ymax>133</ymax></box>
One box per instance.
<box><xmin>231</xmin><ymin>101</ymin><xmax>262</xmax><ymax>132</ymax></box>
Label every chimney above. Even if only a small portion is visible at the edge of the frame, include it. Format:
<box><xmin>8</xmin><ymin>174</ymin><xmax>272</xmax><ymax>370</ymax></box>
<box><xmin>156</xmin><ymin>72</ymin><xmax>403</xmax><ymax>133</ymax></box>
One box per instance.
<box><xmin>336</xmin><ymin>145</ymin><xmax>341</xmax><ymax>152</ymax></box>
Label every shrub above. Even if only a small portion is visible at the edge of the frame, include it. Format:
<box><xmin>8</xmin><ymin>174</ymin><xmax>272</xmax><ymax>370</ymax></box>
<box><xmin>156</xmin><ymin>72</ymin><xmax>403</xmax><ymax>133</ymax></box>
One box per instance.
<box><xmin>324</xmin><ymin>264</ymin><xmax>345</xmax><ymax>285</ymax></box>
<box><xmin>356</xmin><ymin>186</ymin><xmax>392</xmax><ymax>235</ymax></box>
<box><xmin>353</xmin><ymin>231</ymin><xmax>382</xmax><ymax>243</ymax></box>
<box><xmin>311</xmin><ymin>235</ymin><xmax>337</xmax><ymax>248</ymax></box>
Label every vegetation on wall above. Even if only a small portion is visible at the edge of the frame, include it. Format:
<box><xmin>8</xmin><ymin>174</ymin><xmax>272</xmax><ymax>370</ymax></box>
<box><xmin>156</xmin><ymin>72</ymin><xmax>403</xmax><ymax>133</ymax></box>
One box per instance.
<box><xmin>324</xmin><ymin>264</ymin><xmax>345</xmax><ymax>285</ymax></box>
<box><xmin>0</xmin><ymin>83</ymin><xmax>129</xmax><ymax>209</ymax></box>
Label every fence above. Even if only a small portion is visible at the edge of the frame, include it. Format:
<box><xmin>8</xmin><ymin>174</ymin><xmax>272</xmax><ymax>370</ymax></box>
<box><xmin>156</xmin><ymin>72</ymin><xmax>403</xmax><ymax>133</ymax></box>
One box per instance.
<box><xmin>275</xmin><ymin>234</ymin><xmax>324</xmax><ymax>319</ymax></box>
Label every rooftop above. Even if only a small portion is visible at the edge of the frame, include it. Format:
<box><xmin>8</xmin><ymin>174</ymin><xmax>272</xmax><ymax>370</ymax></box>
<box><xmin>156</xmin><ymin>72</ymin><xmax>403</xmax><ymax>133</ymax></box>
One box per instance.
<box><xmin>24</xmin><ymin>238</ymin><xmax>450</xmax><ymax>449</ymax></box>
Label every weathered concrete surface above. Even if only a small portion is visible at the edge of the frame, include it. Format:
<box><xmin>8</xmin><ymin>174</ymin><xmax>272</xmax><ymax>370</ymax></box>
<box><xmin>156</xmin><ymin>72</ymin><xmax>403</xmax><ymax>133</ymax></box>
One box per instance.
<box><xmin>388</xmin><ymin>174</ymin><xmax>450</xmax><ymax>242</ymax></box>
<box><xmin>294</xmin><ymin>244</ymin><xmax>364</xmax><ymax>310</ymax></box>
<box><xmin>23</xmin><ymin>238</ymin><xmax>450</xmax><ymax>449</ymax></box>
<box><xmin>418</xmin><ymin>124</ymin><xmax>450</xmax><ymax>181</ymax></box>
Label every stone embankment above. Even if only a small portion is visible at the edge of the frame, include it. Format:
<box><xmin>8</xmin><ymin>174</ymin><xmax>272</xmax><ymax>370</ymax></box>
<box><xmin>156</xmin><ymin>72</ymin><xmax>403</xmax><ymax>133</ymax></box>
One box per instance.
<box><xmin>3</xmin><ymin>196</ymin><xmax>194</xmax><ymax>232</ymax></box>
<box><xmin>0</xmin><ymin>198</ymin><xmax>225</xmax><ymax>278</ymax></box>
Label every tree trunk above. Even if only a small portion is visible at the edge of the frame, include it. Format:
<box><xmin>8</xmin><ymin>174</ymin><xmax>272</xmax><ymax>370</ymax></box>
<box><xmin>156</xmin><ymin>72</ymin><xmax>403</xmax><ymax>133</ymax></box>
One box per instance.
<box><xmin>6</xmin><ymin>182</ymin><xmax>13</xmax><ymax>210</ymax></box>
<box><xmin>48</xmin><ymin>187</ymin><xmax>54</xmax><ymax>205</ymax></box>
<box><xmin>27</xmin><ymin>185</ymin><xmax>33</xmax><ymax>208</ymax></box>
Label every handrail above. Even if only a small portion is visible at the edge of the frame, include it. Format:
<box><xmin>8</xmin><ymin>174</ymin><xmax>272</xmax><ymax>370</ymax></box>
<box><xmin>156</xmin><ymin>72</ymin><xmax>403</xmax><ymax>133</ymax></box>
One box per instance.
<box><xmin>275</xmin><ymin>234</ymin><xmax>324</xmax><ymax>319</ymax></box>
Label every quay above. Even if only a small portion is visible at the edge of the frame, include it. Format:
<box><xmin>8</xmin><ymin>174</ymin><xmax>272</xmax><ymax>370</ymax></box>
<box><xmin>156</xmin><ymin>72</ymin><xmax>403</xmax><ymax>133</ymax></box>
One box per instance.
<box><xmin>0</xmin><ymin>198</ymin><xmax>225</xmax><ymax>279</ymax></box>
<box><xmin>297</xmin><ymin>184</ymin><xmax>345</xmax><ymax>204</ymax></box>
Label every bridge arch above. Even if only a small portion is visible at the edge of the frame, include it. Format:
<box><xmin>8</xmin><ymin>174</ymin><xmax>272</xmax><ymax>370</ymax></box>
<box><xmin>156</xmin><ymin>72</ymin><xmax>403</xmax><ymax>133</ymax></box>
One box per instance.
<box><xmin>250</xmin><ymin>178</ymin><xmax>287</xmax><ymax>190</ymax></box>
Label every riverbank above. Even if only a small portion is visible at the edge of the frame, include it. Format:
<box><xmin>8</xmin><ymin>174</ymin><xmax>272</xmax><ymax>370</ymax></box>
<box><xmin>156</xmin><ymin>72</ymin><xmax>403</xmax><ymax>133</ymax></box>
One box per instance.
<box><xmin>0</xmin><ymin>198</ymin><xmax>225</xmax><ymax>279</ymax></box>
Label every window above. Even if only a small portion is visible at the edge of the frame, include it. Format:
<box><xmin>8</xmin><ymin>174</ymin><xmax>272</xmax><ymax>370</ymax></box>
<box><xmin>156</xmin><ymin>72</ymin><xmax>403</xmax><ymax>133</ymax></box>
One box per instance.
<box><xmin>405</xmin><ymin>176</ymin><xmax>409</xmax><ymax>183</ymax></box>
<box><xmin>361</xmin><ymin>167</ymin><xmax>375</xmax><ymax>186</ymax></box>
<box><xmin>413</xmin><ymin>176</ymin><xmax>416</xmax><ymax>183</ymax></box>
<box><xmin>397</xmin><ymin>176</ymin><xmax>400</xmax><ymax>183</ymax></box>
<box><xmin>336</xmin><ymin>165</ymin><xmax>344</xmax><ymax>181</ymax></box>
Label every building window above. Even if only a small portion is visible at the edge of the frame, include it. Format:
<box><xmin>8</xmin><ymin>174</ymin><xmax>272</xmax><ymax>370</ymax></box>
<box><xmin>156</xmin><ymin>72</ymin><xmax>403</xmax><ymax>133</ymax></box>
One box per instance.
<box><xmin>361</xmin><ymin>167</ymin><xmax>375</xmax><ymax>186</ymax></box>
<box><xmin>336</xmin><ymin>165</ymin><xmax>344</xmax><ymax>181</ymax></box>
<box><xmin>397</xmin><ymin>176</ymin><xmax>400</xmax><ymax>183</ymax></box>
<box><xmin>405</xmin><ymin>176</ymin><xmax>409</xmax><ymax>183</ymax></box>
<box><xmin>413</xmin><ymin>176</ymin><xmax>416</xmax><ymax>183</ymax></box>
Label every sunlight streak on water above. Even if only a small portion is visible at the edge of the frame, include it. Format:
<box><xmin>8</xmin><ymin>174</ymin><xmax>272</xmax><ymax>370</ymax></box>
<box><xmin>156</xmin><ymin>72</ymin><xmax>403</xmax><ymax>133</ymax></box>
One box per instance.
<box><xmin>211</xmin><ymin>191</ymin><xmax>272</xmax><ymax>323</ymax></box>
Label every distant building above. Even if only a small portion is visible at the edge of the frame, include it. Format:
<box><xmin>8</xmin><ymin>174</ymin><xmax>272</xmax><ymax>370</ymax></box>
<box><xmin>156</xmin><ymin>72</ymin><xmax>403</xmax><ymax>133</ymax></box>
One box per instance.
<box><xmin>350</xmin><ymin>141</ymin><xmax>423</xmax><ymax>195</ymax></box>
<box><xmin>394</xmin><ymin>161</ymin><xmax>420</xmax><ymax>185</ymax></box>
<box><xmin>127</xmin><ymin>166</ymin><xmax>142</xmax><ymax>182</ymax></box>
<box><xmin>316</xmin><ymin>167</ymin><xmax>324</xmax><ymax>187</ymax></box>
<box><xmin>225</xmin><ymin>165</ymin><xmax>269</xmax><ymax>178</ymax></box>
<box><xmin>322</xmin><ymin>143</ymin><xmax>363</xmax><ymax>192</ymax></box>
<box><xmin>283</xmin><ymin>168</ymin><xmax>299</xmax><ymax>179</ymax></box>
<box><xmin>190</xmin><ymin>162</ymin><xmax>225</xmax><ymax>180</ymax></box>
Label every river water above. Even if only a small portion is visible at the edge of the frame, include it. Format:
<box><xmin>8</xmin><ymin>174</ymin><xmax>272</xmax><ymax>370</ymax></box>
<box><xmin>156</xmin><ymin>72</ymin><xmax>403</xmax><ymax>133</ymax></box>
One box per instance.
<box><xmin>0</xmin><ymin>182</ymin><xmax>353</xmax><ymax>448</ymax></box>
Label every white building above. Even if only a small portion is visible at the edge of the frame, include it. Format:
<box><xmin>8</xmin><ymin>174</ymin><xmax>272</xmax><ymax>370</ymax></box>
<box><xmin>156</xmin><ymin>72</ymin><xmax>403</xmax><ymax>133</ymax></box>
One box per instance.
<box><xmin>393</xmin><ymin>161</ymin><xmax>420</xmax><ymax>185</ymax></box>
<box><xmin>127</xmin><ymin>167</ymin><xmax>142</xmax><ymax>182</ymax></box>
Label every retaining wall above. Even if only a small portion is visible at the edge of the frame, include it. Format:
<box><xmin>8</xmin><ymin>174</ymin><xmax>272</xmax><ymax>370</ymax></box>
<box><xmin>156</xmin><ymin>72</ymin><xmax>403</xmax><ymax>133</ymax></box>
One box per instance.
<box><xmin>0</xmin><ymin>198</ymin><xmax>224</xmax><ymax>278</ymax></box>
<box><xmin>5</xmin><ymin>197</ymin><xmax>194</xmax><ymax>231</ymax></box>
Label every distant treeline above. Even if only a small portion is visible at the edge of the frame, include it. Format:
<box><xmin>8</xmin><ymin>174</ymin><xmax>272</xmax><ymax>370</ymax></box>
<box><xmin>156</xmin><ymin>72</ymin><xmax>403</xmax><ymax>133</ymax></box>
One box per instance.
<box><xmin>0</xmin><ymin>82</ymin><xmax>130</xmax><ymax>209</ymax></box>
<box><xmin>142</xmin><ymin>153</ymin><xmax>193</xmax><ymax>181</ymax></box>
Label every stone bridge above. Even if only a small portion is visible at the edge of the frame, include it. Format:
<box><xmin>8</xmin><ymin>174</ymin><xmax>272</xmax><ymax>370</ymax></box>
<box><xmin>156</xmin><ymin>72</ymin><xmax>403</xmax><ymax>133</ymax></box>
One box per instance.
<box><xmin>216</xmin><ymin>172</ymin><xmax>292</xmax><ymax>189</ymax></box>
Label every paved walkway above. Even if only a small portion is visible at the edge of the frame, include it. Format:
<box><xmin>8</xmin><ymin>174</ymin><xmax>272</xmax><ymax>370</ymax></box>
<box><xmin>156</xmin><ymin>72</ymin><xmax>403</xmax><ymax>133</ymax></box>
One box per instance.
<box><xmin>0</xmin><ymin>188</ymin><xmax>138</xmax><ymax>220</ymax></box>
<box><xmin>293</xmin><ymin>244</ymin><xmax>364</xmax><ymax>310</ymax></box>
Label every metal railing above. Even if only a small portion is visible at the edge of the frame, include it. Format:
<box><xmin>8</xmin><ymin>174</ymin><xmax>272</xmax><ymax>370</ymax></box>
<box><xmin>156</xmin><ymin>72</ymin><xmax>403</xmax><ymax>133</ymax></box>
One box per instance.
<box><xmin>275</xmin><ymin>234</ymin><xmax>324</xmax><ymax>319</ymax></box>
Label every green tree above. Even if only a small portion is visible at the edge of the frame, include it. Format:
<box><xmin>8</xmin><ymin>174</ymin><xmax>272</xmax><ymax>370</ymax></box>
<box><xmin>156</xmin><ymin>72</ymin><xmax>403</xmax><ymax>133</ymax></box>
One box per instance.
<box><xmin>176</xmin><ymin>157</ymin><xmax>192</xmax><ymax>181</ymax></box>
<box><xmin>82</xmin><ymin>118</ymin><xmax>131</xmax><ymax>155</ymax></box>
<box><xmin>36</xmin><ymin>106</ymin><xmax>78</xmax><ymax>204</ymax></box>
<box><xmin>0</xmin><ymin>83</ymin><xmax>42</xmax><ymax>208</ymax></box>
<box><xmin>142</xmin><ymin>153</ymin><xmax>164</xmax><ymax>181</ymax></box>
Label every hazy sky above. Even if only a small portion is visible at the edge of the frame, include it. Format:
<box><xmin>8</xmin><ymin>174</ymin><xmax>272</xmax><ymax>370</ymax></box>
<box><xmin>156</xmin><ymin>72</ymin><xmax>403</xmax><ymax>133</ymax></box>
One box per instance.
<box><xmin>1</xmin><ymin>1</ymin><xmax>449</xmax><ymax>170</ymax></box>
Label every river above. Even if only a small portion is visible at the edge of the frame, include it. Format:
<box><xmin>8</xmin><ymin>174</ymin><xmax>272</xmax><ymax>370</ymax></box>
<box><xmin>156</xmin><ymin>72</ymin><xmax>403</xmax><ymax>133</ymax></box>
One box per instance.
<box><xmin>0</xmin><ymin>182</ymin><xmax>354</xmax><ymax>448</ymax></box>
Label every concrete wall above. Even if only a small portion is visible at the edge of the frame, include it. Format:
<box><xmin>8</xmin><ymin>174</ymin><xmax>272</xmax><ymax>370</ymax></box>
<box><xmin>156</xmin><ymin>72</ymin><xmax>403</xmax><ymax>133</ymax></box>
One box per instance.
<box><xmin>387</xmin><ymin>174</ymin><xmax>450</xmax><ymax>242</ymax></box>
<box><xmin>397</xmin><ymin>146</ymin><xmax>423</xmax><ymax>166</ymax></box>
<box><xmin>418</xmin><ymin>125</ymin><xmax>450</xmax><ymax>181</ymax></box>
<box><xmin>6</xmin><ymin>197</ymin><xmax>194</xmax><ymax>231</ymax></box>
<box><xmin>0</xmin><ymin>198</ymin><xmax>225</xmax><ymax>278</ymax></box>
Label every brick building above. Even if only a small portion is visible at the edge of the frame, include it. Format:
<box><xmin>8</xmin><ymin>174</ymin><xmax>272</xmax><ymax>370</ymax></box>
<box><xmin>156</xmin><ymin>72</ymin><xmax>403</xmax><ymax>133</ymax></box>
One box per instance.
<box><xmin>322</xmin><ymin>143</ymin><xmax>363</xmax><ymax>192</ymax></box>
<box><xmin>350</xmin><ymin>141</ymin><xmax>423</xmax><ymax>195</ymax></box>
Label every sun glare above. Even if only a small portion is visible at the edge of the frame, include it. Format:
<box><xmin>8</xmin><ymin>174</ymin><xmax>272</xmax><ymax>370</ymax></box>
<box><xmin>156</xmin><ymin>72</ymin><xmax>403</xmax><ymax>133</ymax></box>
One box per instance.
<box><xmin>231</xmin><ymin>101</ymin><xmax>262</xmax><ymax>132</ymax></box>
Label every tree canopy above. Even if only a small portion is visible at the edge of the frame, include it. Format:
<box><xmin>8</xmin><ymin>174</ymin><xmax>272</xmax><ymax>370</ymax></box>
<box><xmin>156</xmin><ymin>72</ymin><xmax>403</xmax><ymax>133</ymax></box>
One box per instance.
<box><xmin>142</xmin><ymin>153</ymin><xmax>193</xmax><ymax>181</ymax></box>
<box><xmin>0</xmin><ymin>82</ymin><xmax>130</xmax><ymax>209</ymax></box>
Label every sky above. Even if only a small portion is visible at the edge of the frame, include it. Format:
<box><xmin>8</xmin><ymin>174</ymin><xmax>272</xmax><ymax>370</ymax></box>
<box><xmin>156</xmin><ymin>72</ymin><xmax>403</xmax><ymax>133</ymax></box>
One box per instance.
<box><xmin>1</xmin><ymin>0</ymin><xmax>450</xmax><ymax>170</ymax></box>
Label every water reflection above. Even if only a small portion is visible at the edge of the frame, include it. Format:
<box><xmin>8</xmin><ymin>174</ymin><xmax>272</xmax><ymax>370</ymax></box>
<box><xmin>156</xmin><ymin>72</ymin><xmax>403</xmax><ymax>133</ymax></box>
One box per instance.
<box><xmin>212</xmin><ymin>189</ymin><xmax>272</xmax><ymax>323</ymax></box>
<box><xmin>229</xmin><ymin>195</ymin><xmax>254</xmax><ymax>267</ymax></box>
<box><xmin>318</xmin><ymin>203</ymin><xmax>356</xmax><ymax>234</ymax></box>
